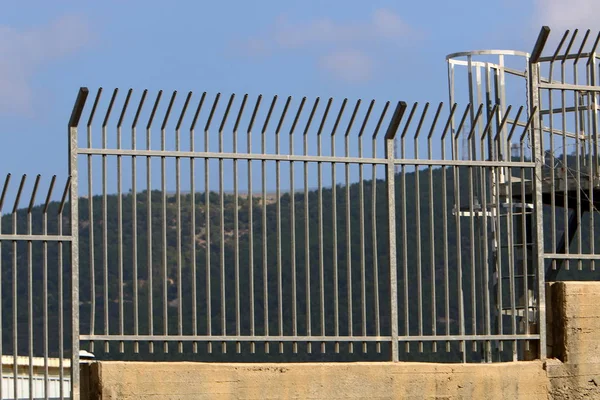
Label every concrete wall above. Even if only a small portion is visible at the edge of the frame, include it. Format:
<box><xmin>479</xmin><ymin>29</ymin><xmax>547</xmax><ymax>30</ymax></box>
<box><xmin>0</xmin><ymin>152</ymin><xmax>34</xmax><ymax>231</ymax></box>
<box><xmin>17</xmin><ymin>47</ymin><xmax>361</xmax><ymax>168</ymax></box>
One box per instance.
<box><xmin>83</xmin><ymin>282</ymin><xmax>600</xmax><ymax>400</ymax></box>
<box><xmin>86</xmin><ymin>361</ymin><xmax>549</xmax><ymax>400</ymax></box>
<box><xmin>546</xmin><ymin>282</ymin><xmax>600</xmax><ymax>399</ymax></box>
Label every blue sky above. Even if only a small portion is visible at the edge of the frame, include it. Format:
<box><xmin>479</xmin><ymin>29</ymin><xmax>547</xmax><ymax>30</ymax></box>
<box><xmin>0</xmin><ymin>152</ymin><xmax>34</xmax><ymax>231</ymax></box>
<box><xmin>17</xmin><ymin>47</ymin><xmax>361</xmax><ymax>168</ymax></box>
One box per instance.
<box><xmin>0</xmin><ymin>0</ymin><xmax>595</xmax><ymax>201</ymax></box>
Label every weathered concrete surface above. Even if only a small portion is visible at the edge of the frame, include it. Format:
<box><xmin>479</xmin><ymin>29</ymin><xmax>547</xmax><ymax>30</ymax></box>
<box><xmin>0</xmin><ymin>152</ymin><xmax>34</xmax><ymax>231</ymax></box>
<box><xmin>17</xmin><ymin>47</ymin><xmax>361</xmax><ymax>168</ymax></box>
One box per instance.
<box><xmin>86</xmin><ymin>361</ymin><xmax>548</xmax><ymax>400</ymax></box>
<box><xmin>547</xmin><ymin>282</ymin><xmax>600</xmax><ymax>399</ymax></box>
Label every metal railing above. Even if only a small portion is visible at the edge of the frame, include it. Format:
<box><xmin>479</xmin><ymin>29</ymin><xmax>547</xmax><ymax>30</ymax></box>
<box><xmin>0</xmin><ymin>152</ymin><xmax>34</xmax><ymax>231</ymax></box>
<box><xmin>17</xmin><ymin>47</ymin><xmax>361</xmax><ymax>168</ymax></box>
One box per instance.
<box><xmin>0</xmin><ymin>173</ymin><xmax>76</xmax><ymax>400</ymax></box>
<box><xmin>66</xmin><ymin>86</ymin><xmax>542</xmax><ymax>363</ymax></box>
<box><xmin>528</xmin><ymin>28</ymin><xmax>600</xmax><ymax>281</ymax></box>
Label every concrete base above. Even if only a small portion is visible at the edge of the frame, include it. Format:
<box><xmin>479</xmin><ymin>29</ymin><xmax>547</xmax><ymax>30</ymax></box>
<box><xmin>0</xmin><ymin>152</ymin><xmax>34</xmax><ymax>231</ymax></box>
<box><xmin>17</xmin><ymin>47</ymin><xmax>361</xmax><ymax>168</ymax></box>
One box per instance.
<box><xmin>546</xmin><ymin>282</ymin><xmax>600</xmax><ymax>399</ymax></box>
<box><xmin>86</xmin><ymin>361</ymin><xmax>549</xmax><ymax>400</ymax></box>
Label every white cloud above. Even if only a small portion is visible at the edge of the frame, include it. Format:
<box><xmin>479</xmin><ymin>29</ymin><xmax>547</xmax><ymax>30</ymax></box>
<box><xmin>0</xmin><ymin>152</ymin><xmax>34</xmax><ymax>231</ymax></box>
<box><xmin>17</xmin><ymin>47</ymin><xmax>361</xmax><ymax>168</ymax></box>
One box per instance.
<box><xmin>319</xmin><ymin>50</ymin><xmax>374</xmax><ymax>83</ymax></box>
<box><xmin>239</xmin><ymin>9</ymin><xmax>416</xmax><ymax>83</ymax></box>
<box><xmin>0</xmin><ymin>15</ymin><xmax>91</xmax><ymax>116</ymax></box>
<box><xmin>532</xmin><ymin>0</ymin><xmax>600</xmax><ymax>32</ymax></box>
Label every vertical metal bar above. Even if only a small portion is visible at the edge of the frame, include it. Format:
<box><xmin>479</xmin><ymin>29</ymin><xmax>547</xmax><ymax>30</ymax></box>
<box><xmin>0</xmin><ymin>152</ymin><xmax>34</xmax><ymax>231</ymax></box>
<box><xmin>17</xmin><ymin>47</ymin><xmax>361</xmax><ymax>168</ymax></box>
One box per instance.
<box><xmin>69</xmin><ymin>86</ymin><xmax>87</xmax><ymax>400</ymax></box>
<box><xmin>247</xmin><ymin>95</ymin><xmax>261</xmax><ymax>353</ymax></box>
<box><xmin>506</xmin><ymin>107</ymin><xmax>524</xmax><ymax>360</ymax></box>
<box><xmin>233</xmin><ymin>94</ymin><xmax>248</xmax><ymax>354</ymax></box>
<box><xmin>276</xmin><ymin>96</ymin><xmax>291</xmax><ymax>353</ymax></box>
<box><xmin>42</xmin><ymin>176</ymin><xmax>56</xmax><ymax>400</ymax></box>
<box><xmin>261</xmin><ymin>96</ymin><xmax>277</xmax><ymax>353</ymax></box>
<box><xmin>530</xmin><ymin>28</ymin><xmax>549</xmax><ymax>357</ymax></box>
<box><xmin>102</xmin><ymin>89</ymin><xmax>118</xmax><ymax>352</ymax></box>
<box><xmin>562</xmin><ymin>33</ymin><xmax>577</xmax><ymax>272</ymax></box>
<box><xmin>86</xmin><ymin>88</ymin><xmax>102</xmax><ymax>353</ymax></box>
<box><xmin>175</xmin><ymin>91</ymin><xmax>192</xmax><ymax>353</ymax></box>
<box><xmin>414</xmin><ymin>103</ymin><xmax>430</xmax><ymax>353</ymax></box>
<box><xmin>372</xmin><ymin>102</ymin><xmax>389</xmax><ymax>353</ymax></box>
<box><xmin>117</xmin><ymin>89</ymin><xmax>132</xmax><ymax>353</ymax></box>
<box><xmin>358</xmin><ymin>100</ymin><xmax>375</xmax><ymax>353</ymax></box>
<box><xmin>587</xmin><ymin>34</ymin><xmax>600</xmax><ymax>272</ymax></box>
<box><xmin>289</xmin><ymin>97</ymin><xmax>306</xmax><ymax>353</ymax></box>
<box><xmin>131</xmin><ymin>90</ymin><xmax>147</xmax><ymax>353</ymax></box>
<box><xmin>400</xmin><ymin>103</ymin><xmax>418</xmax><ymax>351</ymax></box>
<box><xmin>190</xmin><ymin>92</ymin><xmax>206</xmax><ymax>353</ymax></box>
<box><xmin>27</xmin><ymin>175</ymin><xmax>41</xmax><ymax>400</ymax></box>
<box><xmin>219</xmin><ymin>94</ymin><xmax>235</xmax><ymax>353</ymax></box>
<box><xmin>331</xmin><ymin>99</ymin><xmax>347</xmax><ymax>353</ymax></box>
<box><xmin>161</xmin><ymin>91</ymin><xmax>177</xmax><ymax>353</ymax></box>
<box><xmin>0</xmin><ymin>174</ymin><xmax>9</xmax><ymax>400</ymax></box>
<box><xmin>317</xmin><ymin>98</ymin><xmax>332</xmax><ymax>353</ymax></box>
<box><xmin>573</xmin><ymin>31</ymin><xmax>589</xmax><ymax>271</ymax></box>
<box><xmin>12</xmin><ymin>176</ymin><xmax>26</xmax><ymax>399</ymax></box>
<box><xmin>57</xmin><ymin>178</ymin><xmax>71</xmax><ymax>400</ymax></box>
<box><xmin>548</xmin><ymin>34</ymin><xmax>568</xmax><ymax>273</ymax></box>
<box><xmin>427</xmin><ymin>103</ymin><xmax>443</xmax><ymax>351</ymax></box>
<box><xmin>441</xmin><ymin>104</ymin><xmax>457</xmax><ymax>352</ymax></box>
<box><xmin>453</xmin><ymin>105</ymin><xmax>472</xmax><ymax>360</ymax></box>
<box><xmin>146</xmin><ymin>90</ymin><xmax>163</xmax><ymax>353</ymax></box>
<box><xmin>480</xmin><ymin>105</ymin><xmax>498</xmax><ymax>361</ymax></box>
<box><xmin>303</xmin><ymin>98</ymin><xmax>319</xmax><ymax>353</ymax></box>
<box><xmin>467</xmin><ymin>106</ymin><xmax>483</xmax><ymax>353</ymax></box>
<box><xmin>345</xmin><ymin>100</ymin><xmax>360</xmax><ymax>353</ymax></box>
<box><xmin>385</xmin><ymin>101</ymin><xmax>406</xmax><ymax>362</ymax></box>
<box><xmin>205</xmin><ymin>93</ymin><xmax>220</xmax><ymax>353</ymax></box>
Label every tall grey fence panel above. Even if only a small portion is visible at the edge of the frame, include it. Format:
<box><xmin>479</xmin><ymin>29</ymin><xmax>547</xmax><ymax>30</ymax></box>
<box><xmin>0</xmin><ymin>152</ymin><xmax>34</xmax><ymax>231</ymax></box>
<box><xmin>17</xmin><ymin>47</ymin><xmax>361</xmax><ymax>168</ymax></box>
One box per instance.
<box><xmin>527</xmin><ymin>27</ymin><xmax>600</xmax><ymax>282</ymax></box>
<box><xmin>0</xmin><ymin>173</ymin><xmax>75</xmax><ymax>400</ymax></box>
<box><xmin>69</xmin><ymin>86</ymin><xmax>543</xmax><ymax>363</ymax></box>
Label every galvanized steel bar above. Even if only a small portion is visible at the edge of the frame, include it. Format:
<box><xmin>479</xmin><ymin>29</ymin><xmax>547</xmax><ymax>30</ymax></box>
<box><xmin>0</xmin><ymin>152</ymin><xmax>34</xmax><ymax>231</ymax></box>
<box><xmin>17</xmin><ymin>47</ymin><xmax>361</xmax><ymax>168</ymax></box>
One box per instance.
<box><xmin>345</xmin><ymin>99</ymin><xmax>359</xmax><ymax>353</ymax></box>
<box><xmin>289</xmin><ymin>97</ymin><xmax>305</xmax><ymax>353</ymax></box>
<box><xmin>219</xmin><ymin>93</ymin><xmax>235</xmax><ymax>354</ymax></box>
<box><xmin>275</xmin><ymin>96</ymin><xmax>291</xmax><ymax>354</ymax></box>
<box><xmin>385</xmin><ymin>101</ymin><xmax>406</xmax><ymax>362</ymax></box>
<box><xmin>303</xmin><ymin>97</ymin><xmax>319</xmax><ymax>353</ymax></box>
<box><xmin>372</xmin><ymin>101</ymin><xmax>389</xmax><ymax>353</ymax></box>
<box><xmin>233</xmin><ymin>94</ymin><xmax>247</xmax><ymax>354</ymax></box>
<box><xmin>247</xmin><ymin>94</ymin><xmax>260</xmax><ymax>353</ymax></box>
<box><xmin>146</xmin><ymin>90</ymin><xmax>162</xmax><ymax>354</ymax></box>
<box><xmin>331</xmin><ymin>98</ymin><xmax>347</xmax><ymax>354</ymax></box>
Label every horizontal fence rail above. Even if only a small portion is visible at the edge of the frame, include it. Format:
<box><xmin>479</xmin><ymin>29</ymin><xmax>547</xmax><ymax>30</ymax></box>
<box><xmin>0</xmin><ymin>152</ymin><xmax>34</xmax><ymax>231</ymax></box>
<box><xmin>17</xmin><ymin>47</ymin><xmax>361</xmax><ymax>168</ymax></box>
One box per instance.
<box><xmin>68</xmin><ymin>87</ymin><xmax>541</xmax><ymax>362</ymax></box>
<box><xmin>0</xmin><ymin>174</ymin><xmax>73</xmax><ymax>400</ymax></box>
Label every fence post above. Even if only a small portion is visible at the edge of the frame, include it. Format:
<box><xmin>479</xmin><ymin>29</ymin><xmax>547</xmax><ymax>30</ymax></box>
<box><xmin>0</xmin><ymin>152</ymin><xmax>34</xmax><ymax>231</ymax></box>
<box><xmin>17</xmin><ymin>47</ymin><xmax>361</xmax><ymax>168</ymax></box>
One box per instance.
<box><xmin>68</xmin><ymin>87</ymin><xmax>88</xmax><ymax>400</ymax></box>
<box><xmin>385</xmin><ymin>101</ymin><xmax>406</xmax><ymax>362</ymax></box>
<box><xmin>529</xmin><ymin>27</ymin><xmax>550</xmax><ymax>360</ymax></box>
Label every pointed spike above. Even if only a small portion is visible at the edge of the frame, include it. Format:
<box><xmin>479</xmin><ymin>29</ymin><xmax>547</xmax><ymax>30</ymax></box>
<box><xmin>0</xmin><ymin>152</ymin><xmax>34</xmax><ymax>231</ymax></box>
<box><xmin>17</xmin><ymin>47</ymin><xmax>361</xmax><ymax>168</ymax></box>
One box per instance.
<box><xmin>102</xmin><ymin>88</ymin><xmax>119</xmax><ymax>128</ymax></box>
<box><xmin>87</xmin><ymin>88</ymin><xmax>103</xmax><ymax>128</ymax></box>
<box><xmin>146</xmin><ymin>90</ymin><xmax>163</xmax><ymax>130</ymax></box>
<box><xmin>43</xmin><ymin>175</ymin><xmax>57</xmax><ymax>213</ymax></box>
<box><xmin>117</xmin><ymin>88</ymin><xmax>133</xmax><ymax>128</ymax></box>
<box><xmin>233</xmin><ymin>94</ymin><xmax>249</xmax><ymax>133</ymax></box>
<box><xmin>247</xmin><ymin>94</ymin><xmax>262</xmax><ymax>134</ymax></box>
<box><xmin>372</xmin><ymin>101</ymin><xmax>390</xmax><ymax>139</ymax></box>
<box><xmin>358</xmin><ymin>100</ymin><xmax>375</xmax><ymax>138</ymax></box>
<box><xmin>303</xmin><ymin>97</ymin><xmax>320</xmax><ymax>136</ymax></box>
<box><xmin>205</xmin><ymin>93</ymin><xmax>221</xmax><ymax>132</ymax></box>
<box><xmin>261</xmin><ymin>95</ymin><xmax>278</xmax><ymax>134</ymax></box>
<box><xmin>218</xmin><ymin>93</ymin><xmax>236</xmax><ymax>133</ymax></box>
<box><xmin>132</xmin><ymin>90</ymin><xmax>148</xmax><ymax>129</ymax></box>
<box><xmin>190</xmin><ymin>92</ymin><xmax>207</xmax><ymax>132</ymax></box>
<box><xmin>161</xmin><ymin>91</ymin><xmax>178</xmax><ymax>131</ymax></box>
<box><xmin>176</xmin><ymin>91</ymin><xmax>193</xmax><ymax>131</ymax></box>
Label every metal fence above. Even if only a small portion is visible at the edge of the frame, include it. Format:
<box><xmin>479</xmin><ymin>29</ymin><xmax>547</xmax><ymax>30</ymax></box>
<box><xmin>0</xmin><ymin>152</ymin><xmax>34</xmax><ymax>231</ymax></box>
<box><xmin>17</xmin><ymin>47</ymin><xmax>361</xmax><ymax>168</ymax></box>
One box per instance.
<box><xmin>65</xmin><ymin>84</ymin><xmax>543</xmax><ymax>363</ymax></box>
<box><xmin>0</xmin><ymin>174</ymin><xmax>76</xmax><ymax>400</ymax></box>
<box><xmin>530</xmin><ymin>28</ymin><xmax>600</xmax><ymax>280</ymax></box>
